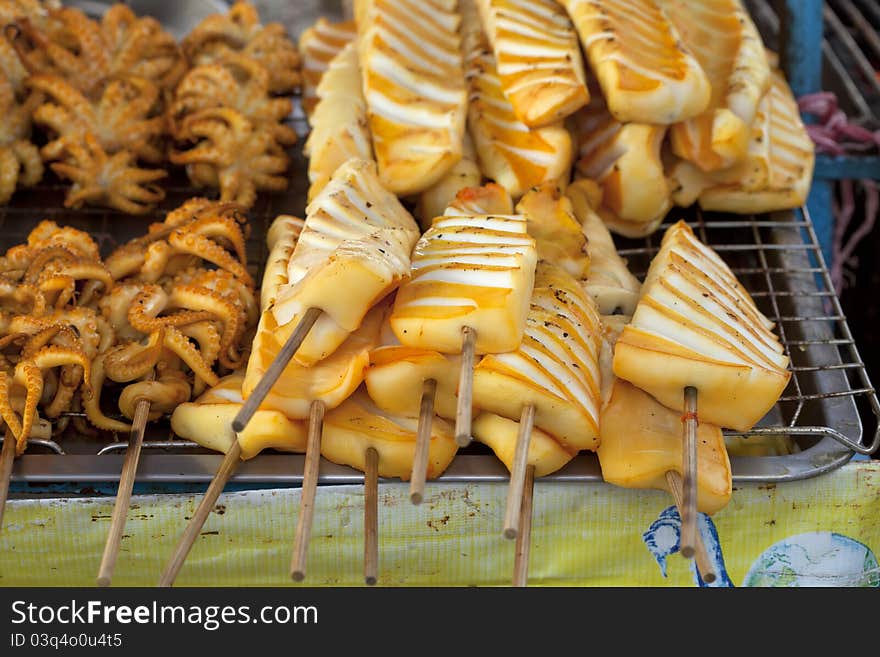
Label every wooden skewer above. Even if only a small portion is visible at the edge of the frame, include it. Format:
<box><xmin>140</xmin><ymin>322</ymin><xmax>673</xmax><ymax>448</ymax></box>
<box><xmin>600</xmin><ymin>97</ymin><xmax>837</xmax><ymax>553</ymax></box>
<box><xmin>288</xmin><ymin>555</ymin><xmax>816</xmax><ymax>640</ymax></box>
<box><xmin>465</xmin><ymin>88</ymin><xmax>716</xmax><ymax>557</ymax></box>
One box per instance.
<box><xmin>680</xmin><ymin>385</ymin><xmax>699</xmax><ymax>559</ymax></box>
<box><xmin>455</xmin><ymin>326</ymin><xmax>477</xmax><ymax>447</ymax></box>
<box><xmin>160</xmin><ymin>308</ymin><xmax>323</xmax><ymax>587</ymax></box>
<box><xmin>410</xmin><ymin>378</ymin><xmax>437</xmax><ymax>505</ymax></box>
<box><xmin>158</xmin><ymin>439</ymin><xmax>241</xmax><ymax>587</ymax></box>
<box><xmin>503</xmin><ymin>404</ymin><xmax>535</xmax><ymax>539</ymax></box>
<box><xmin>290</xmin><ymin>399</ymin><xmax>325</xmax><ymax>582</ymax></box>
<box><xmin>666</xmin><ymin>470</ymin><xmax>717</xmax><ymax>584</ymax></box>
<box><xmin>0</xmin><ymin>428</ymin><xmax>16</xmax><ymax>532</ymax></box>
<box><xmin>512</xmin><ymin>464</ymin><xmax>535</xmax><ymax>587</ymax></box>
<box><xmin>97</xmin><ymin>396</ymin><xmax>151</xmax><ymax>587</ymax></box>
<box><xmin>364</xmin><ymin>446</ymin><xmax>379</xmax><ymax>586</ymax></box>
<box><xmin>232</xmin><ymin>307</ymin><xmax>322</xmax><ymax>433</ymax></box>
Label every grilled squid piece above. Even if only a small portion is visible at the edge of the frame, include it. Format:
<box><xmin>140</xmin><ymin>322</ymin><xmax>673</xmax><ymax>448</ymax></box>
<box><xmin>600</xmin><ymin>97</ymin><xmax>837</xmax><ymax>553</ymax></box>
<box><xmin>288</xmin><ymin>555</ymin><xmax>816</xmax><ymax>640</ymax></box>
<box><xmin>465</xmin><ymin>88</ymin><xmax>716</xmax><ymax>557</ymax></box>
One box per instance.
<box><xmin>243</xmin><ymin>299</ymin><xmax>387</xmax><ymax>420</ymax></box>
<box><xmin>566</xmin><ymin>179</ymin><xmax>641</xmax><ymax>315</ymax></box>
<box><xmin>298</xmin><ymin>17</ymin><xmax>356</xmax><ymax>120</ymax></box>
<box><xmin>416</xmin><ymin>133</ymin><xmax>482</xmax><ymax>231</ymax></box>
<box><xmin>472</xmin><ymin>262</ymin><xmax>603</xmax><ymax>453</ymax></box>
<box><xmin>476</xmin><ymin>0</ymin><xmax>589</xmax><ymax>127</ymax></box>
<box><xmin>271</xmin><ymin>159</ymin><xmax>420</xmax><ymax>366</ymax></box>
<box><xmin>304</xmin><ymin>41</ymin><xmax>373</xmax><ymax>202</ymax></box>
<box><xmin>515</xmin><ymin>182</ymin><xmax>589</xmax><ymax>280</ymax></box>
<box><xmin>356</xmin><ymin>0</ymin><xmax>467</xmax><ymax>196</ymax></box>
<box><xmin>366</xmin><ymin>345</ymin><xmax>462</xmax><ymax>420</ymax></box>
<box><xmin>613</xmin><ymin>221</ymin><xmax>790</xmax><ymax>431</ymax></box>
<box><xmin>390</xmin><ymin>213</ymin><xmax>538</xmax><ymax>354</ymax></box>
<box><xmin>599</xmin><ymin>378</ymin><xmax>732</xmax><ymax>514</ymax></box>
<box><xmin>171</xmin><ymin>373</ymin><xmax>307</xmax><ymax>459</ymax></box>
<box><xmin>320</xmin><ymin>388</ymin><xmax>458</xmax><ymax>480</ymax></box>
<box><xmin>668</xmin><ymin>69</ymin><xmax>815</xmax><ymax>214</ymax></box>
<box><xmin>444</xmin><ymin>182</ymin><xmax>513</xmax><ymax>217</ymax></box>
<box><xmin>472</xmin><ymin>413</ymin><xmax>576</xmax><ymax>476</ymax></box>
<box><xmin>462</xmin><ymin>0</ymin><xmax>572</xmax><ymax>199</ymax></box>
<box><xmin>662</xmin><ymin>0</ymin><xmax>770</xmax><ymax>172</ymax></box>
<box><xmin>261</xmin><ymin>215</ymin><xmax>304</xmax><ymax>311</ymax></box>
<box><xmin>561</xmin><ymin>0</ymin><xmax>711</xmax><ymax>124</ymax></box>
<box><xmin>574</xmin><ymin>92</ymin><xmax>671</xmax><ymax>237</ymax></box>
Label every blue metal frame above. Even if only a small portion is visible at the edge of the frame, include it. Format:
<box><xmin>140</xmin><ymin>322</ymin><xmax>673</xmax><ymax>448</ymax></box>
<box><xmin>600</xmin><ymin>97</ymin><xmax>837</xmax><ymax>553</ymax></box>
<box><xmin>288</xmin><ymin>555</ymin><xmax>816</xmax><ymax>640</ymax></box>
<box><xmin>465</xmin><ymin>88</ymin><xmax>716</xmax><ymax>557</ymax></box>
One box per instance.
<box><xmin>781</xmin><ymin>0</ymin><xmax>880</xmax><ymax>266</ymax></box>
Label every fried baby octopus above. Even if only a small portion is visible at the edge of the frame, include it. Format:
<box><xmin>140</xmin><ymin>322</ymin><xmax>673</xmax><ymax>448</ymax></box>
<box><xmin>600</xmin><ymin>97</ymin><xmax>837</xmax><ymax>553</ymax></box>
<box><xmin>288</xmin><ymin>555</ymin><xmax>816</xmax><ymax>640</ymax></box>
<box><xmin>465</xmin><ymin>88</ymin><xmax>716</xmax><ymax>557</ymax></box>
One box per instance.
<box><xmin>8</xmin><ymin>4</ymin><xmax>184</xmax><ymax>97</ymax></box>
<box><xmin>182</xmin><ymin>0</ymin><xmax>300</xmax><ymax>95</ymax></box>
<box><xmin>50</xmin><ymin>134</ymin><xmax>166</xmax><ymax>214</ymax></box>
<box><xmin>29</xmin><ymin>73</ymin><xmax>166</xmax><ymax>163</ymax></box>
<box><xmin>169</xmin><ymin>53</ymin><xmax>296</xmax><ymax>146</ymax></box>
<box><xmin>0</xmin><ymin>323</ymin><xmax>93</xmax><ymax>454</ymax></box>
<box><xmin>0</xmin><ymin>77</ymin><xmax>43</xmax><ymax>205</ymax></box>
<box><xmin>104</xmin><ymin>199</ymin><xmax>252</xmax><ymax>286</ymax></box>
<box><xmin>170</xmin><ymin>108</ymin><xmax>289</xmax><ymax>210</ymax></box>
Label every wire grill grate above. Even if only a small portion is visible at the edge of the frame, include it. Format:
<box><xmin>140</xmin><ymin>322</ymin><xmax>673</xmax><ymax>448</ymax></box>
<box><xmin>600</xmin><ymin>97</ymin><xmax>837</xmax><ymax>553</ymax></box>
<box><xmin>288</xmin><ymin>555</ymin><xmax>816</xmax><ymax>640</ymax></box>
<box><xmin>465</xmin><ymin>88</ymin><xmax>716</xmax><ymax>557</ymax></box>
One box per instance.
<box><xmin>0</xmin><ymin>76</ymin><xmax>876</xmax><ymax>482</ymax></box>
<box><xmin>2</xmin><ymin>172</ymin><xmax>878</xmax><ymax>468</ymax></box>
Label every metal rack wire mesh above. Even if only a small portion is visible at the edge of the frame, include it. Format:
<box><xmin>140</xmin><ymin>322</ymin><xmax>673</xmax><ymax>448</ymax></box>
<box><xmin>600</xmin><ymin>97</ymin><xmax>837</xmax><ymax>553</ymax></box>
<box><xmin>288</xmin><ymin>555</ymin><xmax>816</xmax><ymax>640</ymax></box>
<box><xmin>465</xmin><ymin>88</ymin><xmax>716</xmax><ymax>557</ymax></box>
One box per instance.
<box><xmin>3</xmin><ymin>166</ymin><xmax>878</xmax><ymax>483</ymax></box>
<box><xmin>615</xmin><ymin>205</ymin><xmax>879</xmax><ymax>458</ymax></box>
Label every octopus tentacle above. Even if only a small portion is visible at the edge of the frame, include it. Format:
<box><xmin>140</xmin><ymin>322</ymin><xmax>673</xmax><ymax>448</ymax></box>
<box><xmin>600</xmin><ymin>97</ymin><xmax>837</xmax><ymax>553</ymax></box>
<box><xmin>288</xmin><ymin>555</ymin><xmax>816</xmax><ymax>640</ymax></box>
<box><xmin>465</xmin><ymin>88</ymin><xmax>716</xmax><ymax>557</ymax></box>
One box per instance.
<box><xmin>83</xmin><ymin>353</ymin><xmax>131</xmax><ymax>433</ymax></box>
<box><xmin>128</xmin><ymin>284</ymin><xmax>215</xmax><ymax>334</ymax></box>
<box><xmin>0</xmin><ymin>372</ymin><xmax>24</xmax><ymax>440</ymax></box>
<box><xmin>167</xmin><ymin>230</ymin><xmax>254</xmax><ymax>288</ymax></box>
<box><xmin>177</xmin><ymin>320</ymin><xmax>220</xmax><ymax>396</ymax></box>
<box><xmin>168</xmin><ymin>284</ymin><xmax>242</xmax><ymax>369</ymax></box>
<box><xmin>12</xmin><ymin>359</ymin><xmax>43</xmax><ymax>453</ymax></box>
<box><xmin>103</xmin><ymin>329</ymin><xmax>164</xmax><ymax>383</ymax></box>
<box><xmin>161</xmin><ymin>324</ymin><xmax>219</xmax><ymax>387</ymax></box>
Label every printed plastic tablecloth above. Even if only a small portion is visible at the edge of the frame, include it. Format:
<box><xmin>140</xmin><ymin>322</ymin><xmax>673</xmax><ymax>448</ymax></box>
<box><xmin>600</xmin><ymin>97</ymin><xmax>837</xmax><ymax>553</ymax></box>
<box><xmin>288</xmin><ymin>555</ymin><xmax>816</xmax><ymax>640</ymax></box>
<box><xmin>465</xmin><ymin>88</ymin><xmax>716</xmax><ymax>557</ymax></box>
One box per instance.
<box><xmin>1</xmin><ymin>461</ymin><xmax>878</xmax><ymax>587</ymax></box>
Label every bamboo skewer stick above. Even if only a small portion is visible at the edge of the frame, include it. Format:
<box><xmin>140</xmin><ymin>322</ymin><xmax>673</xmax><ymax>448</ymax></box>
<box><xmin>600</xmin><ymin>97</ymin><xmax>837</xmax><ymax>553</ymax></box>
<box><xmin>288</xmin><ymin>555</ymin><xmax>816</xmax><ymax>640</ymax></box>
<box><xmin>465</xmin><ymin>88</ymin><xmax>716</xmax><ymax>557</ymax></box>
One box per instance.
<box><xmin>158</xmin><ymin>439</ymin><xmax>242</xmax><ymax>587</ymax></box>
<box><xmin>290</xmin><ymin>399</ymin><xmax>325</xmax><ymax>582</ymax></box>
<box><xmin>410</xmin><ymin>378</ymin><xmax>437</xmax><ymax>505</ymax></box>
<box><xmin>0</xmin><ymin>428</ymin><xmax>16</xmax><ymax>532</ymax></box>
<box><xmin>455</xmin><ymin>326</ymin><xmax>477</xmax><ymax>447</ymax></box>
<box><xmin>680</xmin><ymin>385</ymin><xmax>699</xmax><ymax>559</ymax></box>
<box><xmin>364</xmin><ymin>446</ymin><xmax>379</xmax><ymax>586</ymax></box>
<box><xmin>232</xmin><ymin>307</ymin><xmax>322</xmax><ymax>433</ymax></box>
<box><xmin>503</xmin><ymin>404</ymin><xmax>535</xmax><ymax>539</ymax></box>
<box><xmin>97</xmin><ymin>395</ymin><xmax>151</xmax><ymax>587</ymax></box>
<box><xmin>512</xmin><ymin>464</ymin><xmax>535</xmax><ymax>587</ymax></box>
<box><xmin>666</xmin><ymin>470</ymin><xmax>717</xmax><ymax>584</ymax></box>
<box><xmin>160</xmin><ymin>308</ymin><xmax>323</xmax><ymax>587</ymax></box>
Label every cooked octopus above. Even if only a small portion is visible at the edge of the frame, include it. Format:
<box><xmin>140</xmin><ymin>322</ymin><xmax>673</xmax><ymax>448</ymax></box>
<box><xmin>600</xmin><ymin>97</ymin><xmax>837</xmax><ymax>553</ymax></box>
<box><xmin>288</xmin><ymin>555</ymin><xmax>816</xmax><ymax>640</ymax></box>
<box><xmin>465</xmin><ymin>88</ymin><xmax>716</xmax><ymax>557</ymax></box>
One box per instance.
<box><xmin>9</xmin><ymin>4</ymin><xmax>185</xmax><ymax>98</ymax></box>
<box><xmin>0</xmin><ymin>334</ymin><xmax>92</xmax><ymax>454</ymax></box>
<box><xmin>9</xmin><ymin>6</ymin><xmax>111</xmax><ymax>97</ymax></box>
<box><xmin>105</xmin><ymin>200</ymin><xmax>251</xmax><ymax>286</ymax></box>
<box><xmin>182</xmin><ymin>0</ymin><xmax>301</xmax><ymax>95</ymax></box>
<box><xmin>29</xmin><ymin>73</ymin><xmax>166</xmax><ymax>163</ymax></box>
<box><xmin>100</xmin><ymin>4</ymin><xmax>187</xmax><ymax>93</ymax></box>
<box><xmin>169</xmin><ymin>54</ymin><xmax>296</xmax><ymax>146</ymax></box>
<box><xmin>50</xmin><ymin>134</ymin><xmax>167</xmax><ymax>214</ymax></box>
<box><xmin>0</xmin><ymin>76</ymin><xmax>43</xmax><ymax>204</ymax></box>
<box><xmin>170</xmin><ymin>107</ymin><xmax>289</xmax><ymax>210</ymax></box>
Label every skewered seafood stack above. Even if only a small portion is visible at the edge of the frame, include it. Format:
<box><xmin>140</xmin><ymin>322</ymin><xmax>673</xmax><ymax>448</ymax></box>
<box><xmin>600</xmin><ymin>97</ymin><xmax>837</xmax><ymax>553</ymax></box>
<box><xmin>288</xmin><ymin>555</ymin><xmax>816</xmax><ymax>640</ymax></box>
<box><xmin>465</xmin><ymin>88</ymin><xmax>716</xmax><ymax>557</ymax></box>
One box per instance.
<box><xmin>0</xmin><ymin>0</ymin><xmax>877</xmax><ymax>589</ymax></box>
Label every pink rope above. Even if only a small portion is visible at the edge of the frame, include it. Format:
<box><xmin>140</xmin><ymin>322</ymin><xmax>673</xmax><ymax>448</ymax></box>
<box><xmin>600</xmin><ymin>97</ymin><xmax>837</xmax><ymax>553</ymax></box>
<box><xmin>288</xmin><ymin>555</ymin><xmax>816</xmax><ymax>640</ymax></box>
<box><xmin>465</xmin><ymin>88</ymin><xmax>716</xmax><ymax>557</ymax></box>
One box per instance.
<box><xmin>798</xmin><ymin>92</ymin><xmax>879</xmax><ymax>293</ymax></box>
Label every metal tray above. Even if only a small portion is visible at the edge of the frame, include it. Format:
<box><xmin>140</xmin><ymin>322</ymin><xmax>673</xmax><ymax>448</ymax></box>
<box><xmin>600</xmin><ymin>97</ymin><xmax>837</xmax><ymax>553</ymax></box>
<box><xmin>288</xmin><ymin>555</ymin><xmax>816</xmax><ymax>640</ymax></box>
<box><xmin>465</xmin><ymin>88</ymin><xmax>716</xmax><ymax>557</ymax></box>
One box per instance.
<box><xmin>2</xmin><ymin>1</ymin><xmax>878</xmax><ymax>489</ymax></box>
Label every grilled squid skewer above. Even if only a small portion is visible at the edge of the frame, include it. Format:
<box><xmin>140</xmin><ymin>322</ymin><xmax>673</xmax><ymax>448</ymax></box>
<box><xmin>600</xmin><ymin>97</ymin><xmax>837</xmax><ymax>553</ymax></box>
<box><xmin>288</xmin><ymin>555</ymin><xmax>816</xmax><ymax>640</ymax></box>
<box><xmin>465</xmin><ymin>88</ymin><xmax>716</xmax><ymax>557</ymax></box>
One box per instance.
<box><xmin>390</xmin><ymin>212</ymin><xmax>538</xmax><ymax>446</ymax></box>
<box><xmin>612</xmin><ymin>220</ymin><xmax>786</xmax><ymax>567</ymax></box>
<box><xmin>472</xmin><ymin>262</ymin><xmax>602</xmax><ymax>539</ymax></box>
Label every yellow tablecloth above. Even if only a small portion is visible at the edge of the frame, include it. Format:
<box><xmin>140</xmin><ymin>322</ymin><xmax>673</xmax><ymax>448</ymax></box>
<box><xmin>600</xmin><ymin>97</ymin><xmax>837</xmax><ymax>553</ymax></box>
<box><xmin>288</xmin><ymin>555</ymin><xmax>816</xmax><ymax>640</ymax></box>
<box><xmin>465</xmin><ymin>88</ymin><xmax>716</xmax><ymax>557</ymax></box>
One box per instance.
<box><xmin>1</xmin><ymin>461</ymin><xmax>878</xmax><ymax>586</ymax></box>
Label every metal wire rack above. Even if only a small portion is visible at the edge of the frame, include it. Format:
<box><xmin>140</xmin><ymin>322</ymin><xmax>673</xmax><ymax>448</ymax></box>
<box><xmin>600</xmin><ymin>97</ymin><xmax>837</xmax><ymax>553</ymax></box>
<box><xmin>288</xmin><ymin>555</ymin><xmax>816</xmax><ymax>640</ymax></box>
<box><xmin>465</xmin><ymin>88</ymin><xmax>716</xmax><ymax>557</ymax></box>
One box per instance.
<box><xmin>3</xmin><ymin>166</ymin><xmax>878</xmax><ymax>485</ymax></box>
<box><xmin>1</xmin><ymin>1</ymin><xmax>877</xmax><ymax>483</ymax></box>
